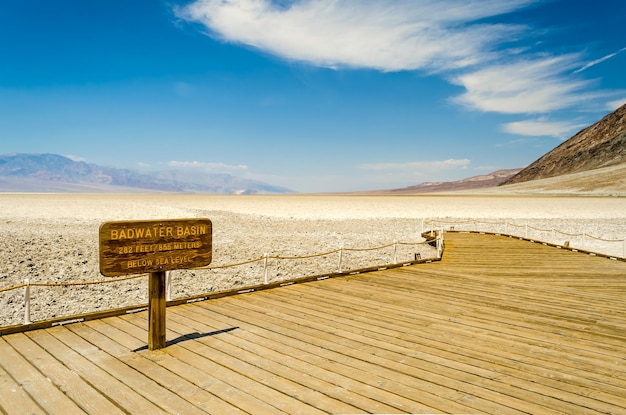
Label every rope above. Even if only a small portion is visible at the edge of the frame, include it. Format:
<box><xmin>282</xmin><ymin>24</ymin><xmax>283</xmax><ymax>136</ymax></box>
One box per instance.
<box><xmin>431</xmin><ymin>218</ymin><xmax>623</xmax><ymax>242</ymax></box>
<box><xmin>398</xmin><ymin>241</ymin><xmax>426</xmax><ymax>246</ymax></box>
<box><xmin>0</xmin><ymin>240</ymin><xmax>430</xmax><ymax>295</ymax></box>
<box><xmin>343</xmin><ymin>242</ymin><xmax>397</xmax><ymax>252</ymax></box>
<box><xmin>33</xmin><ymin>274</ymin><xmax>146</xmax><ymax>287</ymax></box>
<box><xmin>585</xmin><ymin>234</ymin><xmax>623</xmax><ymax>242</ymax></box>
<box><xmin>0</xmin><ymin>283</ymin><xmax>27</xmax><ymax>294</ymax></box>
<box><xmin>200</xmin><ymin>256</ymin><xmax>265</xmax><ymax>270</ymax></box>
<box><xmin>554</xmin><ymin>229</ymin><xmax>582</xmax><ymax>237</ymax></box>
<box><xmin>269</xmin><ymin>248</ymin><xmax>342</xmax><ymax>260</ymax></box>
<box><xmin>2</xmin><ymin>274</ymin><xmax>146</xmax><ymax>290</ymax></box>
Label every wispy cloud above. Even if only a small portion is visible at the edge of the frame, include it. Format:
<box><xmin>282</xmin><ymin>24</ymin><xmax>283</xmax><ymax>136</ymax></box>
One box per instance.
<box><xmin>574</xmin><ymin>46</ymin><xmax>626</xmax><ymax>73</ymax></box>
<box><xmin>451</xmin><ymin>54</ymin><xmax>599</xmax><ymax>114</ymax></box>
<box><xmin>178</xmin><ymin>0</ymin><xmax>620</xmax><ymax>120</ymax></box>
<box><xmin>177</xmin><ymin>0</ymin><xmax>534</xmax><ymax>72</ymax></box>
<box><xmin>606</xmin><ymin>98</ymin><xmax>626</xmax><ymax>111</ymax></box>
<box><xmin>501</xmin><ymin>118</ymin><xmax>588</xmax><ymax>139</ymax></box>
<box><xmin>165</xmin><ymin>160</ymin><xmax>248</xmax><ymax>172</ymax></box>
<box><xmin>65</xmin><ymin>154</ymin><xmax>87</xmax><ymax>162</ymax></box>
<box><xmin>360</xmin><ymin>159</ymin><xmax>471</xmax><ymax>171</ymax></box>
<box><xmin>353</xmin><ymin>158</ymin><xmax>474</xmax><ymax>189</ymax></box>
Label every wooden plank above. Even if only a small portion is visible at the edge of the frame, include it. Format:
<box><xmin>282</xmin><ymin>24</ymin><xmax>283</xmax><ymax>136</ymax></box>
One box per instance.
<box><xmin>327</xmin><ymin>271</ymin><xmax>626</xmax><ymax>355</ymax></box>
<box><xmin>4</xmin><ymin>333</ymin><xmax>126</xmax><ymax>415</ymax></box>
<box><xmin>44</xmin><ymin>323</ymin><xmax>204</xmax><ymax>415</ymax></box>
<box><xmin>91</xmin><ymin>316</ymin><xmax>294</xmax><ymax>415</ymax></box>
<box><xmin>232</xmin><ymin>289</ymin><xmax>590</xmax><ymax>415</ymax></box>
<box><xmin>322</xmin><ymin>270</ymin><xmax>619</xmax><ymax>380</ymax></box>
<box><xmin>0</xmin><ymin>361</ymin><xmax>46</xmax><ymax>415</ymax></box>
<box><xmin>163</xmin><ymin>306</ymin><xmax>414</xmax><ymax>415</ymax></box>
<box><xmin>187</xmin><ymin>295</ymin><xmax>508</xmax><ymax>414</ymax></box>
<box><xmin>113</xmin><ymin>312</ymin><xmax>336</xmax><ymax>415</ymax></box>
<box><xmin>269</xmin><ymin>281</ymin><xmax>626</xmax><ymax>414</ymax></box>
<box><xmin>25</xmin><ymin>327</ymin><xmax>167</xmax><ymax>415</ymax></box>
<box><xmin>303</xmin><ymin>276</ymin><xmax>626</xmax><ymax>390</ymax></box>
<box><xmin>0</xmin><ymin>336</ymin><xmax>85</xmax><ymax>414</ymax></box>
<box><xmin>61</xmin><ymin>321</ymin><xmax>210</xmax><ymax>415</ymax></box>
<box><xmin>111</xmin><ymin>320</ymin><xmax>279</xmax><ymax>415</ymax></box>
<box><xmin>67</xmin><ymin>319</ymin><xmax>244</xmax><ymax>414</ymax></box>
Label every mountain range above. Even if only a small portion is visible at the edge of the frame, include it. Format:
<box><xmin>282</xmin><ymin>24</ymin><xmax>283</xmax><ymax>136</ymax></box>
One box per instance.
<box><xmin>0</xmin><ymin>153</ymin><xmax>293</xmax><ymax>194</ymax></box>
<box><xmin>2</xmin><ymin>103</ymin><xmax>625</xmax><ymax>195</ymax></box>
<box><xmin>368</xmin><ymin>168</ymin><xmax>522</xmax><ymax>194</ymax></box>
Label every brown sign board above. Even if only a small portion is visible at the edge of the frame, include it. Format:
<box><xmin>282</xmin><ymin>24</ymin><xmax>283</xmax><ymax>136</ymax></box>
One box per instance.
<box><xmin>99</xmin><ymin>218</ymin><xmax>212</xmax><ymax>277</ymax></box>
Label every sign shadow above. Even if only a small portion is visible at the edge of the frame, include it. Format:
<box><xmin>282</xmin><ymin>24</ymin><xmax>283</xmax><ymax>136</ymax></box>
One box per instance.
<box><xmin>133</xmin><ymin>326</ymin><xmax>238</xmax><ymax>352</ymax></box>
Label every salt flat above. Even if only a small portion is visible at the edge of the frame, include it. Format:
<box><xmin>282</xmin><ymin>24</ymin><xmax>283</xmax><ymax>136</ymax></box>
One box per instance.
<box><xmin>1</xmin><ymin>193</ymin><xmax>625</xmax><ymax>326</ymax></box>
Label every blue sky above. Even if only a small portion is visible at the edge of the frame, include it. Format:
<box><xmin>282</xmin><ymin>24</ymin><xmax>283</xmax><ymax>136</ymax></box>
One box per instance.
<box><xmin>1</xmin><ymin>0</ymin><xmax>625</xmax><ymax>192</ymax></box>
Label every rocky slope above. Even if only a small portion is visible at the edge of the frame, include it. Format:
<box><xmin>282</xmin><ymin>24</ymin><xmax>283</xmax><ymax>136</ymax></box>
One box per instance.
<box><xmin>503</xmin><ymin>103</ymin><xmax>626</xmax><ymax>185</ymax></box>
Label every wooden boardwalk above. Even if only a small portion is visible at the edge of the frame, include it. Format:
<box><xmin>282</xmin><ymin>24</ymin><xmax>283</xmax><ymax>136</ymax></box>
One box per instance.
<box><xmin>1</xmin><ymin>232</ymin><xmax>625</xmax><ymax>414</ymax></box>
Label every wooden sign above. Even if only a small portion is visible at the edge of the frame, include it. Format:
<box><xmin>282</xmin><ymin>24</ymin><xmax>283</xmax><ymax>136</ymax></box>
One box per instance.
<box><xmin>99</xmin><ymin>218</ymin><xmax>212</xmax><ymax>277</ymax></box>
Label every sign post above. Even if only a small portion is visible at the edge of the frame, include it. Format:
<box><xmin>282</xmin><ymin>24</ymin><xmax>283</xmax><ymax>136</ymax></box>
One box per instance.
<box><xmin>99</xmin><ymin>218</ymin><xmax>212</xmax><ymax>350</ymax></box>
<box><xmin>149</xmin><ymin>271</ymin><xmax>167</xmax><ymax>350</ymax></box>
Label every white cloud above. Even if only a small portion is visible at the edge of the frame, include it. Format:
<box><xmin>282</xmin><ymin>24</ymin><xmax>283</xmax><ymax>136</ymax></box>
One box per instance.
<box><xmin>165</xmin><ymin>160</ymin><xmax>248</xmax><ymax>172</ymax></box>
<box><xmin>177</xmin><ymin>0</ymin><xmax>534</xmax><ymax>72</ymax></box>
<box><xmin>178</xmin><ymin>0</ymin><xmax>621</xmax><ymax>120</ymax></box>
<box><xmin>64</xmin><ymin>154</ymin><xmax>87</xmax><ymax>162</ymax></box>
<box><xmin>607</xmin><ymin>98</ymin><xmax>626</xmax><ymax>111</ymax></box>
<box><xmin>501</xmin><ymin>118</ymin><xmax>588</xmax><ymax>139</ymax></box>
<box><xmin>360</xmin><ymin>158</ymin><xmax>471</xmax><ymax>171</ymax></box>
<box><xmin>574</xmin><ymin>46</ymin><xmax>626</xmax><ymax>73</ymax></box>
<box><xmin>451</xmin><ymin>55</ymin><xmax>593</xmax><ymax>114</ymax></box>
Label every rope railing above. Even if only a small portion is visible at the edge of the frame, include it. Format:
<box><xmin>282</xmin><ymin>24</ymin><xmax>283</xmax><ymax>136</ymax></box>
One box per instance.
<box><xmin>4</xmin><ymin>217</ymin><xmax>622</xmax><ymax>328</ymax></box>
<box><xmin>1</xmin><ymin>238</ymin><xmax>435</xmax><ymax>326</ymax></box>
<box><xmin>424</xmin><ymin>218</ymin><xmax>625</xmax><ymax>258</ymax></box>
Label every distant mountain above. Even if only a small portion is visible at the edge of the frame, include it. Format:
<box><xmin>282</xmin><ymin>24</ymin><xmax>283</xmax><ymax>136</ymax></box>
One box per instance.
<box><xmin>0</xmin><ymin>153</ymin><xmax>293</xmax><ymax>194</ymax></box>
<box><xmin>503</xmin><ymin>103</ymin><xmax>626</xmax><ymax>185</ymax></box>
<box><xmin>364</xmin><ymin>168</ymin><xmax>522</xmax><ymax>194</ymax></box>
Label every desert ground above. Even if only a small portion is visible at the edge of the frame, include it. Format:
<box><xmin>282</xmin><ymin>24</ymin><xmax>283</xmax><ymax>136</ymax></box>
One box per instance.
<box><xmin>1</xmin><ymin>193</ymin><xmax>625</xmax><ymax>327</ymax></box>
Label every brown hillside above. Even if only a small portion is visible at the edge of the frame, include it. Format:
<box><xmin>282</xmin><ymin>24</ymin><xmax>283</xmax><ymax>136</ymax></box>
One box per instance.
<box><xmin>503</xmin><ymin>103</ymin><xmax>626</xmax><ymax>185</ymax></box>
<box><xmin>364</xmin><ymin>168</ymin><xmax>521</xmax><ymax>194</ymax></box>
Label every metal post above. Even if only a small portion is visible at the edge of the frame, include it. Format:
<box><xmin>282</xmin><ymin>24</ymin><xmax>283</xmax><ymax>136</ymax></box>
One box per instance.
<box><xmin>148</xmin><ymin>271</ymin><xmax>167</xmax><ymax>350</ymax></box>
<box><xmin>338</xmin><ymin>247</ymin><xmax>343</xmax><ymax>273</ymax></box>
<box><xmin>582</xmin><ymin>232</ymin><xmax>586</xmax><ymax>249</ymax></box>
<box><xmin>436</xmin><ymin>235</ymin><xmax>441</xmax><ymax>258</ymax></box>
<box><xmin>24</xmin><ymin>278</ymin><xmax>31</xmax><ymax>325</ymax></box>
<box><xmin>263</xmin><ymin>253</ymin><xmax>268</xmax><ymax>284</ymax></box>
<box><xmin>165</xmin><ymin>271</ymin><xmax>172</xmax><ymax>301</ymax></box>
<box><xmin>393</xmin><ymin>241</ymin><xmax>398</xmax><ymax>264</ymax></box>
